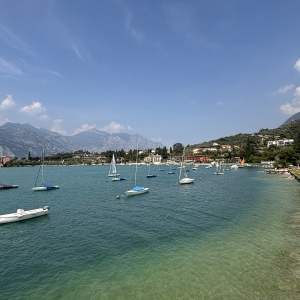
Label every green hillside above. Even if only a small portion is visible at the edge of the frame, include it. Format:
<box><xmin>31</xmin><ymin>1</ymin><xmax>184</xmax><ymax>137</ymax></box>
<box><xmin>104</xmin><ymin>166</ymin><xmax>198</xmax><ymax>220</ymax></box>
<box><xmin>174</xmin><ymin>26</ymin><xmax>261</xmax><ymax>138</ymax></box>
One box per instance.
<box><xmin>191</xmin><ymin>120</ymin><xmax>300</xmax><ymax>148</ymax></box>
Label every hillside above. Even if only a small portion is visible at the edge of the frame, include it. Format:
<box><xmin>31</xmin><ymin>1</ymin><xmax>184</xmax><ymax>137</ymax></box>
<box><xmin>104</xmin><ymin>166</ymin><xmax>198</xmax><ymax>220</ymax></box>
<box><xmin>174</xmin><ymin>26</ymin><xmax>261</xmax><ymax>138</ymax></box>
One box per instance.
<box><xmin>191</xmin><ymin>120</ymin><xmax>300</xmax><ymax>148</ymax></box>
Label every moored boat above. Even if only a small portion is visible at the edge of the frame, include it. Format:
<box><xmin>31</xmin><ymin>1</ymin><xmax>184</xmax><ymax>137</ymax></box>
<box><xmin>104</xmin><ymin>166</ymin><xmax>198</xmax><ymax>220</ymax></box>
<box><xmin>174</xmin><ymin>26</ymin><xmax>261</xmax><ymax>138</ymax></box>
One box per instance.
<box><xmin>0</xmin><ymin>183</ymin><xmax>18</xmax><ymax>189</ymax></box>
<box><xmin>0</xmin><ymin>206</ymin><xmax>50</xmax><ymax>224</ymax></box>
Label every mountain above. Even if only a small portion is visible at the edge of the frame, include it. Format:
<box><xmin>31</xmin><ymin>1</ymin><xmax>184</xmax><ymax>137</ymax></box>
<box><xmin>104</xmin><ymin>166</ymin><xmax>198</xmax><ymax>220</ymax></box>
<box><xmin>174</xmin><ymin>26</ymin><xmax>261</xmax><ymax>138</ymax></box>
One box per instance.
<box><xmin>281</xmin><ymin>112</ymin><xmax>300</xmax><ymax>126</ymax></box>
<box><xmin>0</xmin><ymin>122</ymin><xmax>163</xmax><ymax>158</ymax></box>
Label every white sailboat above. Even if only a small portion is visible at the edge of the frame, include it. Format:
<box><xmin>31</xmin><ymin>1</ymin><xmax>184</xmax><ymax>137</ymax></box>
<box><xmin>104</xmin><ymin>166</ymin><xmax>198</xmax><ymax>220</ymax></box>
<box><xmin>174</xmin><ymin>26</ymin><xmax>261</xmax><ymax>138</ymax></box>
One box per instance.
<box><xmin>214</xmin><ymin>163</ymin><xmax>224</xmax><ymax>175</ymax></box>
<box><xmin>125</xmin><ymin>142</ymin><xmax>149</xmax><ymax>196</ymax></box>
<box><xmin>110</xmin><ymin>154</ymin><xmax>126</xmax><ymax>180</ymax></box>
<box><xmin>32</xmin><ymin>149</ymin><xmax>59</xmax><ymax>191</ymax></box>
<box><xmin>179</xmin><ymin>147</ymin><xmax>194</xmax><ymax>184</ymax></box>
<box><xmin>0</xmin><ymin>206</ymin><xmax>50</xmax><ymax>224</ymax></box>
<box><xmin>108</xmin><ymin>154</ymin><xmax>120</xmax><ymax>177</ymax></box>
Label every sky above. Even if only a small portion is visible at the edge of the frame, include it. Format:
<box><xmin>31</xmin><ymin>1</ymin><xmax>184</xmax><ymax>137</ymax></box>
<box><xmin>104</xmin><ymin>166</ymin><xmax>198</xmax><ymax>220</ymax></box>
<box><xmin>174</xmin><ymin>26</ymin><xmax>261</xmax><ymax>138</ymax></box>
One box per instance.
<box><xmin>1</xmin><ymin>0</ymin><xmax>300</xmax><ymax>148</ymax></box>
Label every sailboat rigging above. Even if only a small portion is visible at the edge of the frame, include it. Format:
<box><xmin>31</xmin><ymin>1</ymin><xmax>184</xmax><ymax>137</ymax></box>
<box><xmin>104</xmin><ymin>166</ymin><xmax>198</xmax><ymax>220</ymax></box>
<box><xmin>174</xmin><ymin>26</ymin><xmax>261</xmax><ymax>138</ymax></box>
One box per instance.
<box><xmin>178</xmin><ymin>147</ymin><xmax>194</xmax><ymax>184</ymax></box>
<box><xmin>32</xmin><ymin>149</ymin><xmax>59</xmax><ymax>191</ymax></box>
<box><xmin>125</xmin><ymin>141</ymin><xmax>149</xmax><ymax>196</ymax></box>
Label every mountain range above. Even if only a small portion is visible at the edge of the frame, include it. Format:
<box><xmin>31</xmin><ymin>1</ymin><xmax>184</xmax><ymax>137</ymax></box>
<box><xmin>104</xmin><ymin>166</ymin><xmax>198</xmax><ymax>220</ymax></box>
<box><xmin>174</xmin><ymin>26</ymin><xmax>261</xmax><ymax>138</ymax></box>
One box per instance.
<box><xmin>0</xmin><ymin>122</ymin><xmax>163</xmax><ymax>158</ymax></box>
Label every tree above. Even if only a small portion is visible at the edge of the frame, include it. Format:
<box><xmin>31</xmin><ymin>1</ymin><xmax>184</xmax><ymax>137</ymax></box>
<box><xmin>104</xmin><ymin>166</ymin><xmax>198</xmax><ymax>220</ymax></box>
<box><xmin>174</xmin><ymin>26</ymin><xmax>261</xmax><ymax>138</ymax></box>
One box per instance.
<box><xmin>278</xmin><ymin>146</ymin><xmax>298</xmax><ymax>166</ymax></box>
<box><xmin>172</xmin><ymin>143</ymin><xmax>184</xmax><ymax>156</ymax></box>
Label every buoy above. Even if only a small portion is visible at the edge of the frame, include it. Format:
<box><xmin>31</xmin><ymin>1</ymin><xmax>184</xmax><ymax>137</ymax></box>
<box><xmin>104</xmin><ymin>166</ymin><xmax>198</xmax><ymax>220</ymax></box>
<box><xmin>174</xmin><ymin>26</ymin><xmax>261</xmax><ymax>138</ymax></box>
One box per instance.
<box><xmin>116</xmin><ymin>195</ymin><xmax>120</xmax><ymax>199</ymax></box>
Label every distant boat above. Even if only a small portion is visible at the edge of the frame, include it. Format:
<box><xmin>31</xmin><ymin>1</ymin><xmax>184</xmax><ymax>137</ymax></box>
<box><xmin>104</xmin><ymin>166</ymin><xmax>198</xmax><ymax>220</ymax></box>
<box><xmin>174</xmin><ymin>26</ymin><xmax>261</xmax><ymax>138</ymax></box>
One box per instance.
<box><xmin>110</xmin><ymin>154</ymin><xmax>126</xmax><ymax>181</ymax></box>
<box><xmin>125</xmin><ymin>141</ymin><xmax>149</xmax><ymax>196</ymax></box>
<box><xmin>0</xmin><ymin>206</ymin><xmax>50</xmax><ymax>224</ymax></box>
<box><xmin>108</xmin><ymin>154</ymin><xmax>120</xmax><ymax>177</ymax></box>
<box><xmin>0</xmin><ymin>184</ymin><xmax>18</xmax><ymax>190</ymax></box>
<box><xmin>146</xmin><ymin>152</ymin><xmax>157</xmax><ymax>178</ymax></box>
<box><xmin>112</xmin><ymin>175</ymin><xmax>126</xmax><ymax>181</ymax></box>
<box><xmin>214</xmin><ymin>164</ymin><xmax>224</xmax><ymax>175</ymax></box>
<box><xmin>168</xmin><ymin>163</ymin><xmax>175</xmax><ymax>174</ymax></box>
<box><xmin>179</xmin><ymin>148</ymin><xmax>194</xmax><ymax>184</ymax></box>
<box><xmin>32</xmin><ymin>149</ymin><xmax>59</xmax><ymax>191</ymax></box>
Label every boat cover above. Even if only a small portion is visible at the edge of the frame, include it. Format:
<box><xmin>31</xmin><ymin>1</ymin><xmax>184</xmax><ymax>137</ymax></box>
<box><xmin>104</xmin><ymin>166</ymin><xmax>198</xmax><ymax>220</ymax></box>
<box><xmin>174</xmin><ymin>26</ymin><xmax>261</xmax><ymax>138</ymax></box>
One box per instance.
<box><xmin>41</xmin><ymin>183</ymin><xmax>56</xmax><ymax>189</ymax></box>
<box><xmin>133</xmin><ymin>186</ymin><xmax>144</xmax><ymax>191</ymax></box>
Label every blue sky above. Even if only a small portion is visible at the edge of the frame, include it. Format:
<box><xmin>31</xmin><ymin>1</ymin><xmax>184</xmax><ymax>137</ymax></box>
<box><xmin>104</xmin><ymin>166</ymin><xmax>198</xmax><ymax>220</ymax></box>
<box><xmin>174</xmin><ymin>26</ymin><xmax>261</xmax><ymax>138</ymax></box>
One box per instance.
<box><xmin>1</xmin><ymin>0</ymin><xmax>300</xmax><ymax>148</ymax></box>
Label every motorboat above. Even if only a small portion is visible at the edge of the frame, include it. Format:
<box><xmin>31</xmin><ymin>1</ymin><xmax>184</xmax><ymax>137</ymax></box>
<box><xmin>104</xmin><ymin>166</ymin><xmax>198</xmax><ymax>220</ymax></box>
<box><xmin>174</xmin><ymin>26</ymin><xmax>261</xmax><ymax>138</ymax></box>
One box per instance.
<box><xmin>0</xmin><ymin>206</ymin><xmax>50</xmax><ymax>224</ymax></box>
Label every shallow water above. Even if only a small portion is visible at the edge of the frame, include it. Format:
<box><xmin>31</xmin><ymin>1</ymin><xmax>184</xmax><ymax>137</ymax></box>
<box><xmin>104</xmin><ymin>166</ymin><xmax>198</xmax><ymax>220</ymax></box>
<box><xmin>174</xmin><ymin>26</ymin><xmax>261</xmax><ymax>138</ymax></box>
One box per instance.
<box><xmin>0</xmin><ymin>165</ymin><xmax>300</xmax><ymax>299</ymax></box>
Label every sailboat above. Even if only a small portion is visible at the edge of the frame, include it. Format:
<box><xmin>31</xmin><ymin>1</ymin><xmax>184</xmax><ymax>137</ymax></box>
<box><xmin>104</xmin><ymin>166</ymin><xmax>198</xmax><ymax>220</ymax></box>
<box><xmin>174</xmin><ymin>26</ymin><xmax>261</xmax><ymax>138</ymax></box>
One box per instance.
<box><xmin>168</xmin><ymin>163</ymin><xmax>175</xmax><ymax>174</ymax></box>
<box><xmin>146</xmin><ymin>151</ymin><xmax>157</xmax><ymax>178</ymax></box>
<box><xmin>108</xmin><ymin>154</ymin><xmax>120</xmax><ymax>177</ymax></box>
<box><xmin>125</xmin><ymin>142</ymin><xmax>149</xmax><ymax>196</ymax></box>
<box><xmin>179</xmin><ymin>148</ymin><xmax>194</xmax><ymax>184</ymax></box>
<box><xmin>110</xmin><ymin>154</ymin><xmax>126</xmax><ymax>181</ymax></box>
<box><xmin>32</xmin><ymin>150</ymin><xmax>59</xmax><ymax>191</ymax></box>
<box><xmin>214</xmin><ymin>163</ymin><xmax>224</xmax><ymax>175</ymax></box>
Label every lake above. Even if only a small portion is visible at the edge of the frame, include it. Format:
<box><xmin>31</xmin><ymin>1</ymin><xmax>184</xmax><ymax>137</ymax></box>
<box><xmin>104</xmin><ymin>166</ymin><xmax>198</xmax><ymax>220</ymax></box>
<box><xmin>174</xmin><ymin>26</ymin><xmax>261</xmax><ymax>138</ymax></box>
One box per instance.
<box><xmin>1</xmin><ymin>164</ymin><xmax>300</xmax><ymax>299</ymax></box>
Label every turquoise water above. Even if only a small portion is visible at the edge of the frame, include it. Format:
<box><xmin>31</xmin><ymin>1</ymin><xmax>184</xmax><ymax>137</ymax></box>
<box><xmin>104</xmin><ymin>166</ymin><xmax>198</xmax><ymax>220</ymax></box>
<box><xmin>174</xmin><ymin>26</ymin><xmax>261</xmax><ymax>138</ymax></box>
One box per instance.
<box><xmin>1</xmin><ymin>165</ymin><xmax>300</xmax><ymax>299</ymax></box>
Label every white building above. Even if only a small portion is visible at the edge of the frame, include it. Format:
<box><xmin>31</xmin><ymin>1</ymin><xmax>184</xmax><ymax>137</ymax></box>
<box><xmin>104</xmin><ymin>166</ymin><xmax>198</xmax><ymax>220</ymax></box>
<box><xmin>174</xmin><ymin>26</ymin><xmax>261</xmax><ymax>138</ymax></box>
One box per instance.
<box><xmin>267</xmin><ymin>139</ymin><xmax>294</xmax><ymax>147</ymax></box>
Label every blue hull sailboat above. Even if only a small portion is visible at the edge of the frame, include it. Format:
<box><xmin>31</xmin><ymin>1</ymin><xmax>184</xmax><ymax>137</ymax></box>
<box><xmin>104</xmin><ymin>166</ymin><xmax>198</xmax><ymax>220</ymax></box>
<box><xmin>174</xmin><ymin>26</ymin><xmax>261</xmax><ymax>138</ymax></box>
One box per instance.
<box><xmin>125</xmin><ymin>141</ymin><xmax>149</xmax><ymax>196</ymax></box>
<box><xmin>32</xmin><ymin>150</ymin><xmax>59</xmax><ymax>191</ymax></box>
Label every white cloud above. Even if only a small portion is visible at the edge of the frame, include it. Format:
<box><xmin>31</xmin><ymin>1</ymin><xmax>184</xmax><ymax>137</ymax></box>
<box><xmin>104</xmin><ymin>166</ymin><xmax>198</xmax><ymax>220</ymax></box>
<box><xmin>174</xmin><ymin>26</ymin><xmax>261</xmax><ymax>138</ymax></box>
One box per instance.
<box><xmin>276</xmin><ymin>84</ymin><xmax>294</xmax><ymax>94</ymax></box>
<box><xmin>280</xmin><ymin>86</ymin><xmax>300</xmax><ymax>115</ymax></box>
<box><xmin>294</xmin><ymin>58</ymin><xmax>300</xmax><ymax>72</ymax></box>
<box><xmin>0</xmin><ymin>94</ymin><xmax>15</xmax><ymax>109</ymax></box>
<box><xmin>73</xmin><ymin>124</ymin><xmax>96</xmax><ymax>135</ymax></box>
<box><xmin>121</xmin><ymin>5</ymin><xmax>144</xmax><ymax>41</ymax></box>
<box><xmin>51</xmin><ymin>119</ymin><xmax>66</xmax><ymax>135</ymax></box>
<box><xmin>19</xmin><ymin>101</ymin><xmax>47</xmax><ymax>118</ymax></box>
<box><xmin>0</xmin><ymin>57</ymin><xmax>21</xmax><ymax>75</ymax></box>
<box><xmin>100</xmin><ymin>122</ymin><xmax>132</xmax><ymax>133</ymax></box>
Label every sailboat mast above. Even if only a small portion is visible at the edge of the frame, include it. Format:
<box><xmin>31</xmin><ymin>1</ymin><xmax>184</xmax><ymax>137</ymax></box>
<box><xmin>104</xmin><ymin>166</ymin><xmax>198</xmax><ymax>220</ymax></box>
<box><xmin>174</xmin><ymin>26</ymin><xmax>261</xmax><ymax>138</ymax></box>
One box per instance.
<box><xmin>135</xmin><ymin>143</ymin><xmax>139</xmax><ymax>186</ymax></box>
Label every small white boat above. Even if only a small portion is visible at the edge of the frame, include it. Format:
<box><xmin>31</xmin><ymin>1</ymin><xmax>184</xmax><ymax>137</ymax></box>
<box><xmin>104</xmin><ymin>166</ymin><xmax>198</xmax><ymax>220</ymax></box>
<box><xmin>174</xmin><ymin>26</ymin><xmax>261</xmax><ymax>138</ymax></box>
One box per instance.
<box><xmin>0</xmin><ymin>206</ymin><xmax>50</xmax><ymax>224</ymax></box>
<box><xmin>230</xmin><ymin>164</ymin><xmax>238</xmax><ymax>169</ymax></box>
<box><xmin>108</xmin><ymin>154</ymin><xmax>120</xmax><ymax>177</ymax></box>
<box><xmin>125</xmin><ymin>186</ymin><xmax>150</xmax><ymax>196</ymax></box>
<box><xmin>179</xmin><ymin>147</ymin><xmax>194</xmax><ymax>184</ymax></box>
<box><xmin>179</xmin><ymin>176</ymin><xmax>194</xmax><ymax>184</ymax></box>
<box><xmin>214</xmin><ymin>164</ymin><xmax>224</xmax><ymax>175</ymax></box>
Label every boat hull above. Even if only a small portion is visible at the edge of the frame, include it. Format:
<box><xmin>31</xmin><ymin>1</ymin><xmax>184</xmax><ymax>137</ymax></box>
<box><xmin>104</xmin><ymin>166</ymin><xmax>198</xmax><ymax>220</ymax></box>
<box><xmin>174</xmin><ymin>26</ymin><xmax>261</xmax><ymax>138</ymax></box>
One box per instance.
<box><xmin>179</xmin><ymin>178</ymin><xmax>194</xmax><ymax>184</ymax></box>
<box><xmin>0</xmin><ymin>184</ymin><xmax>18</xmax><ymax>189</ymax></box>
<box><xmin>125</xmin><ymin>187</ymin><xmax>149</xmax><ymax>196</ymax></box>
<box><xmin>32</xmin><ymin>185</ymin><xmax>59</xmax><ymax>191</ymax></box>
<box><xmin>0</xmin><ymin>206</ymin><xmax>50</xmax><ymax>224</ymax></box>
<box><xmin>112</xmin><ymin>177</ymin><xmax>126</xmax><ymax>181</ymax></box>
